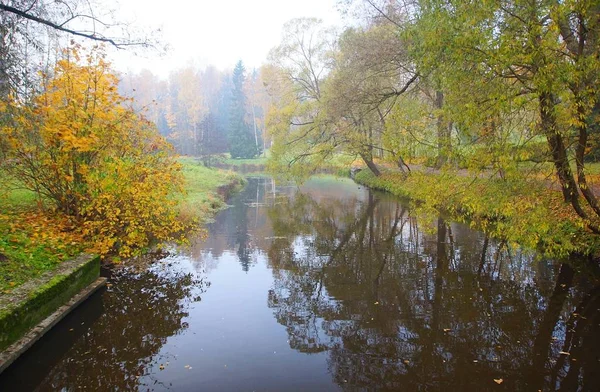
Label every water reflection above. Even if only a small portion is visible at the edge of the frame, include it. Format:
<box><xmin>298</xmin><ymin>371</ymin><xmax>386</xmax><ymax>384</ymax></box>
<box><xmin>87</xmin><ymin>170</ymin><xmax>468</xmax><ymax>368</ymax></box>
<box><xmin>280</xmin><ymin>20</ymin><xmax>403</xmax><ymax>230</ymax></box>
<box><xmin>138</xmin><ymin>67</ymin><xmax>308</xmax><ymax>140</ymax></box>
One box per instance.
<box><xmin>1</xmin><ymin>177</ymin><xmax>598</xmax><ymax>391</ymax></box>
<box><xmin>265</xmin><ymin>182</ymin><xmax>600</xmax><ymax>391</ymax></box>
<box><xmin>0</xmin><ymin>255</ymin><xmax>206</xmax><ymax>391</ymax></box>
<box><xmin>188</xmin><ymin>176</ymin><xmax>277</xmax><ymax>272</ymax></box>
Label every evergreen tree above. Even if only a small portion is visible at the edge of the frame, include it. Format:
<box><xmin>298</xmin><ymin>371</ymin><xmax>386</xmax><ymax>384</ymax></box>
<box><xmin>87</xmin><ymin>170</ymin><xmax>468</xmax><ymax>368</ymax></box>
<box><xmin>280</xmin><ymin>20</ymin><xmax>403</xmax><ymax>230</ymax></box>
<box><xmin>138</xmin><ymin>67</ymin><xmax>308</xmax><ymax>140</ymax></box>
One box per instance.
<box><xmin>228</xmin><ymin>60</ymin><xmax>259</xmax><ymax>159</ymax></box>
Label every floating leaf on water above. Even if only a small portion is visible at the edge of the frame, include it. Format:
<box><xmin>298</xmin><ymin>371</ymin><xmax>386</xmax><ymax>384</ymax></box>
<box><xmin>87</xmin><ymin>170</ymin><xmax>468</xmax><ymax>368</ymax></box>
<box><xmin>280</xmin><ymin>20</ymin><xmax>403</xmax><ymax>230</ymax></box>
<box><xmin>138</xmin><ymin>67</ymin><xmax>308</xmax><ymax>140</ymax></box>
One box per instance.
<box><xmin>559</xmin><ymin>351</ymin><xmax>570</xmax><ymax>356</ymax></box>
<box><xmin>494</xmin><ymin>378</ymin><xmax>503</xmax><ymax>385</ymax></box>
<box><xmin>443</xmin><ymin>328</ymin><xmax>451</xmax><ymax>332</ymax></box>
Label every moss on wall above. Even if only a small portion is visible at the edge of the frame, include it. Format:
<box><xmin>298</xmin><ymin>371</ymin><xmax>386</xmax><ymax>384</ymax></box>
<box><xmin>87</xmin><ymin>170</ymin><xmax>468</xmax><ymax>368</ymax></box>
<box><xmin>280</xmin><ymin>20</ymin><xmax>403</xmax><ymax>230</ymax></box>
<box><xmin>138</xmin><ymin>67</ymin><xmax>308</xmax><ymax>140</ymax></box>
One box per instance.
<box><xmin>0</xmin><ymin>254</ymin><xmax>100</xmax><ymax>351</ymax></box>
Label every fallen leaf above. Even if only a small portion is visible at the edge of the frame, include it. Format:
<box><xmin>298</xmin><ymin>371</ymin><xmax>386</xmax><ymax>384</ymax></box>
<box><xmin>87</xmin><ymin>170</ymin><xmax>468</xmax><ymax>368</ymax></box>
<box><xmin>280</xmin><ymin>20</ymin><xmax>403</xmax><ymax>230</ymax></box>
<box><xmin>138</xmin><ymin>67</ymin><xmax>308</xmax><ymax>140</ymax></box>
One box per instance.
<box><xmin>494</xmin><ymin>378</ymin><xmax>503</xmax><ymax>385</ymax></box>
<box><xmin>559</xmin><ymin>351</ymin><xmax>570</xmax><ymax>356</ymax></box>
<box><xmin>443</xmin><ymin>328</ymin><xmax>451</xmax><ymax>332</ymax></box>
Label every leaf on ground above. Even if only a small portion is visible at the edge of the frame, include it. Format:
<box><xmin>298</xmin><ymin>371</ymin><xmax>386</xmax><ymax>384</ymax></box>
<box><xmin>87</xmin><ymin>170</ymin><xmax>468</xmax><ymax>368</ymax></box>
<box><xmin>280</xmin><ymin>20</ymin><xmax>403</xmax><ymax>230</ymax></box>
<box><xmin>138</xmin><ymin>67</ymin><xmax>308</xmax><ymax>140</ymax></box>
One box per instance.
<box><xmin>494</xmin><ymin>378</ymin><xmax>503</xmax><ymax>385</ymax></box>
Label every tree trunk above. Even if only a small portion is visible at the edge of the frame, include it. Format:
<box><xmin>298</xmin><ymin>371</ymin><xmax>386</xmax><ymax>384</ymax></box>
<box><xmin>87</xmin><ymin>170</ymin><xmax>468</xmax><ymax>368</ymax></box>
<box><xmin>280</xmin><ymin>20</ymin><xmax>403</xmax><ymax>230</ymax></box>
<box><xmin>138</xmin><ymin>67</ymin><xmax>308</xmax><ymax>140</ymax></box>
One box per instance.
<box><xmin>360</xmin><ymin>152</ymin><xmax>381</xmax><ymax>176</ymax></box>
<box><xmin>540</xmin><ymin>91</ymin><xmax>588</xmax><ymax>220</ymax></box>
<box><xmin>435</xmin><ymin>90</ymin><xmax>451</xmax><ymax>168</ymax></box>
<box><xmin>573</xmin><ymin>91</ymin><xmax>600</xmax><ymax>218</ymax></box>
<box><xmin>251</xmin><ymin>103</ymin><xmax>259</xmax><ymax>153</ymax></box>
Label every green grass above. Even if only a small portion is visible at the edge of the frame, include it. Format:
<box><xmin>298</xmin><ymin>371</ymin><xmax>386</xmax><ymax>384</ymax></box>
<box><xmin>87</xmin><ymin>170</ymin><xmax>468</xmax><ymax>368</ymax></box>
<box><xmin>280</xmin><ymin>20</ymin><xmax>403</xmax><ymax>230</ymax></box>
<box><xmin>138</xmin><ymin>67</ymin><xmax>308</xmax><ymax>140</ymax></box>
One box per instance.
<box><xmin>0</xmin><ymin>173</ymin><xmax>82</xmax><ymax>293</ymax></box>
<box><xmin>0</xmin><ymin>220</ymin><xmax>80</xmax><ymax>293</ymax></box>
<box><xmin>2</xmin><ymin>188</ymin><xmax>37</xmax><ymax>208</ymax></box>
<box><xmin>178</xmin><ymin>157</ymin><xmax>246</xmax><ymax>220</ymax></box>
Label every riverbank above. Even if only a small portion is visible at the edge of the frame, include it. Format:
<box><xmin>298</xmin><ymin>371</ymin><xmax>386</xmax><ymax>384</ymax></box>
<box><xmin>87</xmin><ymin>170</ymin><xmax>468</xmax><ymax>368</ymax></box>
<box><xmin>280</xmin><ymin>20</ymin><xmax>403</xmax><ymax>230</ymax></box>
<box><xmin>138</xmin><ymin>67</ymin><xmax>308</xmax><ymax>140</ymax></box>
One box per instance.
<box><xmin>0</xmin><ymin>254</ymin><xmax>103</xmax><ymax>362</ymax></box>
<box><xmin>0</xmin><ymin>159</ymin><xmax>245</xmax><ymax>293</ymax></box>
<box><xmin>0</xmin><ymin>159</ymin><xmax>244</xmax><ymax>371</ymax></box>
<box><xmin>178</xmin><ymin>157</ymin><xmax>246</xmax><ymax>223</ymax></box>
<box><xmin>354</xmin><ymin>169</ymin><xmax>600</xmax><ymax>259</ymax></box>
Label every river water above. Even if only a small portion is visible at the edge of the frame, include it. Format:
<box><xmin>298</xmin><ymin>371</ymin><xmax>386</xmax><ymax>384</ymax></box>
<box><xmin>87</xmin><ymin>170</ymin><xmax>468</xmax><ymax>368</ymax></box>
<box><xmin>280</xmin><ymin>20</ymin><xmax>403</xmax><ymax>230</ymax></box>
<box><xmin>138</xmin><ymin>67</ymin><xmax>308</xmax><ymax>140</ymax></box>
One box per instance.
<box><xmin>1</xmin><ymin>176</ymin><xmax>599</xmax><ymax>391</ymax></box>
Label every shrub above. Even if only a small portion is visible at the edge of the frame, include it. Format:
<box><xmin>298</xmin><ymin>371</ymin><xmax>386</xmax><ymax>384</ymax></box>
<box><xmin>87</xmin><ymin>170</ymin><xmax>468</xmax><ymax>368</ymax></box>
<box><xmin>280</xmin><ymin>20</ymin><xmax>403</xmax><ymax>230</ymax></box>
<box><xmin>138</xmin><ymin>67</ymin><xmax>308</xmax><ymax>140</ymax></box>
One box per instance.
<box><xmin>0</xmin><ymin>45</ymin><xmax>191</xmax><ymax>257</ymax></box>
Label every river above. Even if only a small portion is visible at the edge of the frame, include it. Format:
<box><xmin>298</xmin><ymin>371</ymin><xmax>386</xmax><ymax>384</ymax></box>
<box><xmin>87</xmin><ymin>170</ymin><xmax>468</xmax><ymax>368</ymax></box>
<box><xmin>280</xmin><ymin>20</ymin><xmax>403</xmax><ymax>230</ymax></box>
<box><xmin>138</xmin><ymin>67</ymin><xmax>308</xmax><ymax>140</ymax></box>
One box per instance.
<box><xmin>1</xmin><ymin>176</ymin><xmax>599</xmax><ymax>391</ymax></box>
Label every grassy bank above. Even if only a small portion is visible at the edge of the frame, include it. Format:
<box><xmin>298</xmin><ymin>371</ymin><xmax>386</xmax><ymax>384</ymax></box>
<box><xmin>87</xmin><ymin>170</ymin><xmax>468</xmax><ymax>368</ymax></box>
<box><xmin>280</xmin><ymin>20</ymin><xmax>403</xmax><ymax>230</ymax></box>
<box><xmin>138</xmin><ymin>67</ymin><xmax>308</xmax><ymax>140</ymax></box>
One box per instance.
<box><xmin>0</xmin><ymin>159</ymin><xmax>244</xmax><ymax>293</ymax></box>
<box><xmin>354</xmin><ymin>169</ymin><xmax>600</xmax><ymax>258</ymax></box>
<box><xmin>178</xmin><ymin>157</ymin><xmax>246</xmax><ymax>222</ymax></box>
<box><xmin>223</xmin><ymin>154</ymin><xmax>269</xmax><ymax>166</ymax></box>
<box><xmin>0</xmin><ymin>177</ymin><xmax>83</xmax><ymax>294</ymax></box>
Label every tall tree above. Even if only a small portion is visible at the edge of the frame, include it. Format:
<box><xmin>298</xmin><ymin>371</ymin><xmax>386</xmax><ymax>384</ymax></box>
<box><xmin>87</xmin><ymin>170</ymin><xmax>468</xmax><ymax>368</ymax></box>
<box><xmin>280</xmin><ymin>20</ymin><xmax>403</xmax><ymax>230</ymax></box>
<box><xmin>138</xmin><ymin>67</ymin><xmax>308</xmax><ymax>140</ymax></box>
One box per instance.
<box><xmin>266</xmin><ymin>17</ymin><xmax>416</xmax><ymax>178</ymax></box>
<box><xmin>229</xmin><ymin>60</ymin><xmax>259</xmax><ymax>159</ymax></box>
<box><xmin>413</xmin><ymin>0</ymin><xmax>600</xmax><ymax>230</ymax></box>
<box><xmin>265</xmin><ymin>18</ymin><xmax>339</xmax><ymax>178</ymax></box>
<box><xmin>323</xmin><ymin>24</ymin><xmax>417</xmax><ymax>175</ymax></box>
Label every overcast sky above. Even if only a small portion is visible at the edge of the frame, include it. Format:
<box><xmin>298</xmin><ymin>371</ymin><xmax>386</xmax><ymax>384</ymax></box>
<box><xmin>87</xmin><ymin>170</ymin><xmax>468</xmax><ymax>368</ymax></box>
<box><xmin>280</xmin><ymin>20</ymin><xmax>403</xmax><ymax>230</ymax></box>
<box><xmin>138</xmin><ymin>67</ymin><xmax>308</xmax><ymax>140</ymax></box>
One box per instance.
<box><xmin>110</xmin><ymin>0</ymin><xmax>344</xmax><ymax>77</ymax></box>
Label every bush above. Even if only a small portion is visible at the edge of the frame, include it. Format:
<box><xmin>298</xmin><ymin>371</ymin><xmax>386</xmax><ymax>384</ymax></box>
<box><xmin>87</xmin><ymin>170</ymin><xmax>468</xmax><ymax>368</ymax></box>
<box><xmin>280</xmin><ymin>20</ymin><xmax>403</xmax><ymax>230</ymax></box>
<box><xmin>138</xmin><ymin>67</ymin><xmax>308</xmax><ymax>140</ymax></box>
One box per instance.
<box><xmin>0</xmin><ymin>45</ymin><xmax>190</xmax><ymax>257</ymax></box>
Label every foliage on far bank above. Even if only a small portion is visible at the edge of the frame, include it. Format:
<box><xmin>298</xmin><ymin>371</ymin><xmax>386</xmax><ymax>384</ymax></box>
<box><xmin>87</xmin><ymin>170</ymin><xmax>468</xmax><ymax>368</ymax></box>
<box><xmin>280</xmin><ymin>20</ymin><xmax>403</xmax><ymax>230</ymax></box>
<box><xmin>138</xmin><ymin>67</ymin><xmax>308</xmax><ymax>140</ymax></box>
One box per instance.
<box><xmin>354</xmin><ymin>169</ymin><xmax>600</xmax><ymax>258</ymax></box>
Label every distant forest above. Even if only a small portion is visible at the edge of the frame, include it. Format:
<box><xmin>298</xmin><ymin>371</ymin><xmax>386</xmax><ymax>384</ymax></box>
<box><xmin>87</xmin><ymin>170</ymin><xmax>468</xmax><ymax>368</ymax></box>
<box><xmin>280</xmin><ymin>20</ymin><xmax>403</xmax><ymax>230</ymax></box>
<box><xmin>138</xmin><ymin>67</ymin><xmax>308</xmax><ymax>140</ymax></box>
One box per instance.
<box><xmin>119</xmin><ymin>60</ymin><xmax>270</xmax><ymax>159</ymax></box>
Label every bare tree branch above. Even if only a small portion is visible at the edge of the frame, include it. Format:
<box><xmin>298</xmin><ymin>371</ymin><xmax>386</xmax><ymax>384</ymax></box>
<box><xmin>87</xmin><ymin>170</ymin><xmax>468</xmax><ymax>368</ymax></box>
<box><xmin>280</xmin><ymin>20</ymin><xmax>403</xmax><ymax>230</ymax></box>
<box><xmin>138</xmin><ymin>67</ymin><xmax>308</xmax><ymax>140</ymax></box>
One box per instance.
<box><xmin>0</xmin><ymin>2</ymin><xmax>149</xmax><ymax>48</ymax></box>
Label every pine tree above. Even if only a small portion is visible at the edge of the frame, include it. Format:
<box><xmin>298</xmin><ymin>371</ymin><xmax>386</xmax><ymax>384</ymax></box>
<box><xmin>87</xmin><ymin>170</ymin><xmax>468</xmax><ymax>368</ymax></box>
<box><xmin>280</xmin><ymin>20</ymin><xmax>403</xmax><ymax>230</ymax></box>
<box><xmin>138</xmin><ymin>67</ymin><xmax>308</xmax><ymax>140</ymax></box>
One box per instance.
<box><xmin>228</xmin><ymin>60</ymin><xmax>258</xmax><ymax>159</ymax></box>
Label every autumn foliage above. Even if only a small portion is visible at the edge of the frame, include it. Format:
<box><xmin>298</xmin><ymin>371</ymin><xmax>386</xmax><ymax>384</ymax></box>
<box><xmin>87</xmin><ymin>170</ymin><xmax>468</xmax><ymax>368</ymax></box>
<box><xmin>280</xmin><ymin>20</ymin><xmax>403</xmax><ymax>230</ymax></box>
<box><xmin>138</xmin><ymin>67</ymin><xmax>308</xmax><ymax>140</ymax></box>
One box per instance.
<box><xmin>1</xmin><ymin>46</ymin><xmax>190</xmax><ymax>257</ymax></box>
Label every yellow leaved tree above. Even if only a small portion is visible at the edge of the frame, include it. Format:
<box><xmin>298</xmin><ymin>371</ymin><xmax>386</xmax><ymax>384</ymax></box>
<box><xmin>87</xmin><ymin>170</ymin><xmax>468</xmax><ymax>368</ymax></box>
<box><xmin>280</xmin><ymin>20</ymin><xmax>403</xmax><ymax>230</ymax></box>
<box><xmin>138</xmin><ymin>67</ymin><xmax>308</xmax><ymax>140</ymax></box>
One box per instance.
<box><xmin>1</xmin><ymin>45</ymin><xmax>191</xmax><ymax>257</ymax></box>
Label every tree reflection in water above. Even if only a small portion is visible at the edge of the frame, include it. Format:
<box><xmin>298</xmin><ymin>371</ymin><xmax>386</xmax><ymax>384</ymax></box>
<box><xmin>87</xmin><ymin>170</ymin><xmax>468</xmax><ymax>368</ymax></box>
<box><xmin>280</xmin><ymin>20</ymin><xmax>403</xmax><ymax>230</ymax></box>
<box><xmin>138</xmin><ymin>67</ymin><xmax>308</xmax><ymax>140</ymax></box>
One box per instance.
<box><xmin>2</xmin><ymin>255</ymin><xmax>207</xmax><ymax>392</ymax></box>
<box><xmin>266</xmin><ymin>189</ymin><xmax>600</xmax><ymax>391</ymax></box>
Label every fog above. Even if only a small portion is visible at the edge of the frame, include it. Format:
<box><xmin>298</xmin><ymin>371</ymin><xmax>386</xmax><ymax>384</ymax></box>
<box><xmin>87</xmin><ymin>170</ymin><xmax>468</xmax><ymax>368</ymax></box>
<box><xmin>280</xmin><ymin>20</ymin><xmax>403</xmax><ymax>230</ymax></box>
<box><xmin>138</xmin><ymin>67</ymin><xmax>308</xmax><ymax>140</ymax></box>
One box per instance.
<box><xmin>111</xmin><ymin>0</ymin><xmax>343</xmax><ymax>77</ymax></box>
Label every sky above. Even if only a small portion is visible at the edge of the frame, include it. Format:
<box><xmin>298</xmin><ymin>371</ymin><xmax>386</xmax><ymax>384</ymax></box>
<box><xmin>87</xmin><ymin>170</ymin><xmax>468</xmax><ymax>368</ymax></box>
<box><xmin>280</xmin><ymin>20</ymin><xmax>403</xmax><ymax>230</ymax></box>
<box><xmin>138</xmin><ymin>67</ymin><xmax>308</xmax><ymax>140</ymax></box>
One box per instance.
<box><xmin>109</xmin><ymin>0</ymin><xmax>344</xmax><ymax>77</ymax></box>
